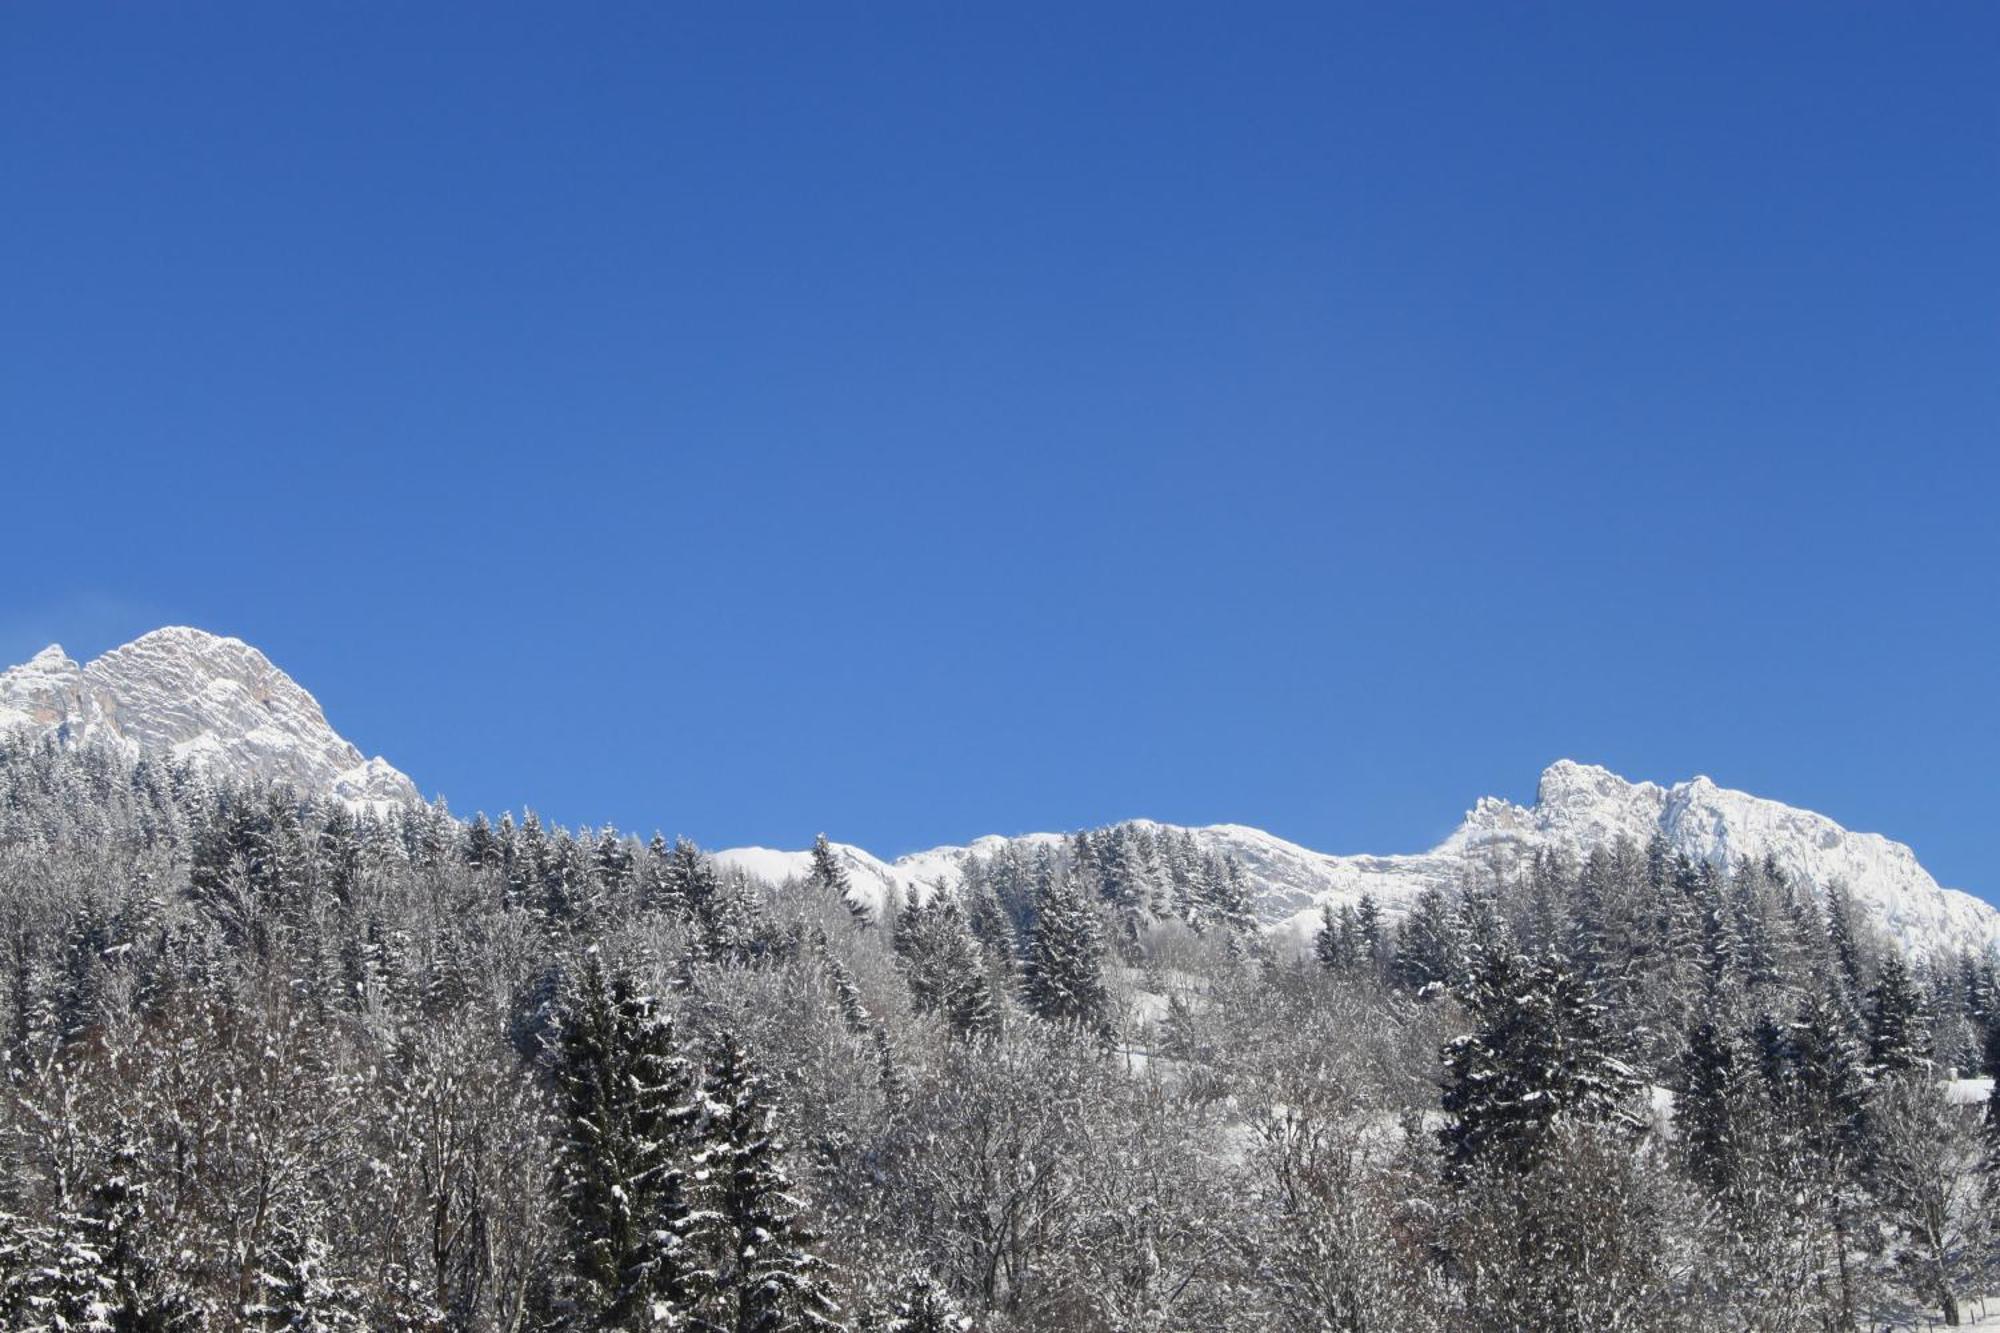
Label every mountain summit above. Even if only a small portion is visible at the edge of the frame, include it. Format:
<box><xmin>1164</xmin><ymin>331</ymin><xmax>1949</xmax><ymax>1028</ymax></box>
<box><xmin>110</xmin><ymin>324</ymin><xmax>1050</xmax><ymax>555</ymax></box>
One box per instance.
<box><xmin>0</xmin><ymin>626</ymin><xmax>417</xmax><ymax>807</ymax></box>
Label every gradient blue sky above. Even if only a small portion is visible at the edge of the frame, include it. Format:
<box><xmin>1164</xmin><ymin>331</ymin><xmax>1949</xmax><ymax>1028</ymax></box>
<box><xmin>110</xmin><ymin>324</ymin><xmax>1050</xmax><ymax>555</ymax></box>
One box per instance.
<box><xmin>3</xmin><ymin>6</ymin><xmax>1995</xmax><ymax>898</ymax></box>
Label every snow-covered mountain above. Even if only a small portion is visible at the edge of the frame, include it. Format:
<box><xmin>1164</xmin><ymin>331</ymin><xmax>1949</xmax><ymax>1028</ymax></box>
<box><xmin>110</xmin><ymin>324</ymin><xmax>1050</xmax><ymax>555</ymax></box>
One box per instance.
<box><xmin>717</xmin><ymin>760</ymin><xmax>2000</xmax><ymax>962</ymax></box>
<box><xmin>0</xmin><ymin>627</ymin><xmax>418</xmax><ymax>807</ymax></box>
<box><xmin>4</xmin><ymin>630</ymin><xmax>1992</xmax><ymax>962</ymax></box>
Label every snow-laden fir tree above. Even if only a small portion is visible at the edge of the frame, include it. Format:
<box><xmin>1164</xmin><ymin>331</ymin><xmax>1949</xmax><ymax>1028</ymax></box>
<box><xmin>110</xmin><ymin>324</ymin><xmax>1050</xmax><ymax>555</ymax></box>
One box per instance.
<box><xmin>1676</xmin><ymin>1008</ymin><xmax>1749</xmax><ymax>1196</ymax></box>
<box><xmin>809</xmin><ymin>834</ymin><xmax>870</xmax><ymax>928</ymax></box>
<box><xmin>1440</xmin><ymin>949</ymin><xmax>1642</xmax><ymax>1175</ymax></box>
<box><xmin>553</xmin><ymin>951</ymin><xmax>711</xmax><ymax>1328</ymax></box>
<box><xmin>891</xmin><ymin>889</ymin><xmax>998</xmax><ymax>1040</ymax></box>
<box><xmin>1312</xmin><ymin>903</ymin><xmax>1350</xmax><ymax>973</ymax></box>
<box><xmin>1866</xmin><ymin>952</ymin><xmax>1931</xmax><ymax>1079</ymax></box>
<box><xmin>1391</xmin><ymin>887</ymin><xmax>1458</xmax><ymax>996</ymax></box>
<box><xmin>1019</xmin><ymin>867</ymin><xmax>1110</xmax><ymax>1034</ymax></box>
<box><xmin>694</xmin><ymin>1038</ymin><xmax>845</xmax><ymax>1333</ymax></box>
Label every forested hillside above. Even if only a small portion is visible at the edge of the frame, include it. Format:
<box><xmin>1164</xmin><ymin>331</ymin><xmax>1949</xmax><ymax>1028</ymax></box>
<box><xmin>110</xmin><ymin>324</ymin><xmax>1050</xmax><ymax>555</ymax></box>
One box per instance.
<box><xmin>2</xmin><ymin>737</ymin><xmax>1996</xmax><ymax>1330</ymax></box>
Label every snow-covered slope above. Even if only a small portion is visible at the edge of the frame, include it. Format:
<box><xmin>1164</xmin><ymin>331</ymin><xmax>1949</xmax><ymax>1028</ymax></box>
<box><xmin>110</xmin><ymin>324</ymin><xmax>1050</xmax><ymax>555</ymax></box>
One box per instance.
<box><xmin>0</xmin><ymin>627</ymin><xmax>418</xmax><ymax>808</ymax></box>
<box><xmin>720</xmin><ymin>761</ymin><xmax>2000</xmax><ymax>962</ymax></box>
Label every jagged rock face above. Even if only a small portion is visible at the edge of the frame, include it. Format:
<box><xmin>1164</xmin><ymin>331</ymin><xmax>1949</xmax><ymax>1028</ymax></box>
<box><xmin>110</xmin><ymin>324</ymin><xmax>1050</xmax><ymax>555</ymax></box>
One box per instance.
<box><xmin>718</xmin><ymin>760</ymin><xmax>2000</xmax><ymax>962</ymax></box>
<box><xmin>0</xmin><ymin>627</ymin><xmax>417</xmax><ymax>808</ymax></box>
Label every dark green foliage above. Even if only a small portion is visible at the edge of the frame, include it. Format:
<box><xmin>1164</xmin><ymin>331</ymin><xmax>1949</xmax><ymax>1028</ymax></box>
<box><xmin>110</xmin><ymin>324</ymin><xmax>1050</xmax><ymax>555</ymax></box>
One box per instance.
<box><xmin>1440</xmin><ymin>951</ymin><xmax>1642</xmax><ymax>1174</ymax></box>
<box><xmin>1866</xmin><ymin>952</ymin><xmax>1930</xmax><ymax>1078</ymax></box>
<box><xmin>1677</xmin><ymin>1013</ymin><xmax>1745</xmax><ymax>1195</ymax></box>
<box><xmin>698</xmin><ymin>1039</ymin><xmax>845</xmax><ymax>1333</ymax></box>
<box><xmin>1392</xmin><ymin>887</ymin><xmax>1459</xmax><ymax>995</ymax></box>
<box><xmin>1784</xmin><ymin>985</ymin><xmax>1869</xmax><ymax>1160</ymax></box>
<box><xmin>1019</xmin><ymin>868</ymin><xmax>1110</xmax><ymax>1033</ymax></box>
<box><xmin>863</xmin><ymin>1274</ymin><xmax>968</xmax><ymax>1332</ymax></box>
<box><xmin>555</xmin><ymin>952</ymin><xmax>710</xmax><ymax>1328</ymax></box>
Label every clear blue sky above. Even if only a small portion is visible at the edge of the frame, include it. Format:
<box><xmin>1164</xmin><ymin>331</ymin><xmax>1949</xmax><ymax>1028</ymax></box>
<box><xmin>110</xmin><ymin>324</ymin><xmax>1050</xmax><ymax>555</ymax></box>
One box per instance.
<box><xmin>3</xmin><ymin>6</ymin><xmax>1995</xmax><ymax>898</ymax></box>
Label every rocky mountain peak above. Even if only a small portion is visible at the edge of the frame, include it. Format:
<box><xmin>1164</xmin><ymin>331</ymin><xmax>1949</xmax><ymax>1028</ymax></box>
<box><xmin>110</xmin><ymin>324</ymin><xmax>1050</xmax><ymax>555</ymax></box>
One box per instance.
<box><xmin>0</xmin><ymin>627</ymin><xmax>418</xmax><ymax>808</ymax></box>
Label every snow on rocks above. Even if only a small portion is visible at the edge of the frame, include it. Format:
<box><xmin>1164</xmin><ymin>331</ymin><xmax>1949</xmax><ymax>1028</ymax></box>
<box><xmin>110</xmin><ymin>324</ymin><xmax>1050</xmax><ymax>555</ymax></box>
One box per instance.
<box><xmin>722</xmin><ymin>761</ymin><xmax>2000</xmax><ymax>963</ymax></box>
<box><xmin>0</xmin><ymin>626</ymin><xmax>418</xmax><ymax>808</ymax></box>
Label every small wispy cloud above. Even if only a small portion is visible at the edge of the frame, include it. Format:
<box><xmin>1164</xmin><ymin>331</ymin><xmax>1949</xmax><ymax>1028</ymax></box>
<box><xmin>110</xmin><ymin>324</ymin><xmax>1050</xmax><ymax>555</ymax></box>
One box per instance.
<box><xmin>0</xmin><ymin>592</ymin><xmax>176</xmax><ymax>667</ymax></box>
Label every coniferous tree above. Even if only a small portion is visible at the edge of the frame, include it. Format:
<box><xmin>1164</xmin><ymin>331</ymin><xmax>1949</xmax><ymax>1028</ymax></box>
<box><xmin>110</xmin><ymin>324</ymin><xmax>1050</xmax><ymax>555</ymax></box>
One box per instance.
<box><xmin>812</xmin><ymin>929</ymin><xmax>872</xmax><ymax>1035</ymax></box>
<box><xmin>810</xmin><ymin>834</ymin><xmax>869</xmax><ymax>928</ymax></box>
<box><xmin>1020</xmin><ymin>869</ymin><xmax>1110</xmax><ymax>1034</ymax></box>
<box><xmin>696</xmin><ymin>1039</ymin><xmax>845</xmax><ymax>1333</ymax></box>
<box><xmin>1867</xmin><ymin>952</ymin><xmax>1930</xmax><ymax>1079</ymax></box>
<box><xmin>1312</xmin><ymin>904</ymin><xmax>1349</xmax><ymax>973</ymax></box>
<box><xmin>1092</xmin><ymin>825</ymin><xmax>1149</xmax><ymax>953</ymax></box>
<box><xmin>864</xmin><ymin>1274</ymin><xmax>968</xmax><ymax>1333</ymax></box>
<box><xmin>1392</xmin><ymin>887</ymin><xmax>1458</xmax><ymax>995</ymax></box>
<box><xmin>1825</xmin><ymin>884</ymin><xmax>1866</xmax><ymax>1001</ymax></box>
<box><xmin>1198</xmin><ymin>854</ymin><xmax>1256</xmax><ymax>940</ymax></box>
<box><xmin>1440</xmin><ymin>950</ymin><xmax>1642</xmax><ymax>1175</ymax></box>
<box><xmin>553</xmin><ymin>952</ymin><xmax>710</xmax><ymax>1328</ymax></box>
<box><xmin>1983</xmin><ymin>1019</ymin><xmax>2000</xmax><ymax>1167</ymax></box>
<box><xmin>248</xmin><ymin>1204</ymin><xmax>366</xmax><ymax>1332</ymax></box>
<box><xmin>1787</xmin><ymin>985</ymin><xmax>1869</xmax><ymax>1160</ymax></box>
<box><xmin>894</xmin><ymin>892</ymin><xmax>999</xmax><ymax>1040</ymax></box>
<box><xmin>1677</xmin><ymin>1011</ymin><xmax>1746</xmax><ymax>1195</ymax></box>
<box><xmin>1353</xmin><ymin>894</ymin><xmax>1383</xmax><ymax>970</ymax></box>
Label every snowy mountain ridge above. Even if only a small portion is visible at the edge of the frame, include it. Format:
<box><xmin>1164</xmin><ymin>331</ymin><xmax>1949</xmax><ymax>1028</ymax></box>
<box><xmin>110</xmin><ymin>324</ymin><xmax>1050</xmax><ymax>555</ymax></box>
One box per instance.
<box><xmin>716</xmin><ymin>760</ymin><xmax>2000</xmax><ymax>963</ymax></box>
<box><xmin>0</xmin><ymin>627</ymin><xmax>418</xmax><ymax>808</ymax></box>
<box><xmin>1</xmin><ymin>630</ymin><xmax>1992</xmax><ymax>962</ymax></box>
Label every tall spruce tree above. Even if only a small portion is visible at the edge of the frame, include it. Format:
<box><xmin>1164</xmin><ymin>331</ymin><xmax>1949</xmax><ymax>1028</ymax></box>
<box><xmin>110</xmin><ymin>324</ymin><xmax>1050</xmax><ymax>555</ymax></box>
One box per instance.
<box><xmin>1866</xmin><ymin>952</ymin><xmax>1930</xmax><ymax>1079</ymax></box>
<box><xmin>1440</xmin><ymin>950</ymin><xmax>1642</xmax><ymax>1175</ymax></box>
<box><xmin>1020</xmin><ymin>869</ymin><xmax>1111</xmax><ymax>1033</ymax></box>
<box><xmin>696</xmin><ymin>1039</ymin><xmax>845</xmax><ymax>1333</ymax></box>
<box><xmin>866</xmin><ymin>1274</ymin><xmax>967</xmax><ymax>1333</ymax></box>
<box><xmin>1392</xmin><ymin>887</ymin><xmax>1458</xmax><ymax>995</ymax></box>
<box><xmin>553</xmin><ymin>952</ymin><xmax>710</xmax><ymax>1328</ymax></box>
<box><xmin>810</xmin><ymin>834</ymin><xmax>869</xmax><ymax>928</ymax></box>
<box><xmin>1786</xmin><ymin>985</ymin><xmax>1869</xmax><ymax>1162</ymax></box>
<box><xmin>1312</xmin><ymin>904</ymin><xmax>1350</xmax><ymax>972</ymax></box>
<box><xmin>1677</xmin><ymin>1010</ymin><xmax>1747</xmax><ymax>1195</ymax></box>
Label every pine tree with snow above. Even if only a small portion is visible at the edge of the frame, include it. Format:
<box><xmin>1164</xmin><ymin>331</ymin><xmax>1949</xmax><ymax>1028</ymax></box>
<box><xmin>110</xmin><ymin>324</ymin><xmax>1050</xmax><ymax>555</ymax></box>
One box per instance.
<box><xmin>1866</xmin><ymin>951</ymin><xmax>1931</xmax><ymax>1079</ymax></box>
<box><xmin>661</xmin><ymin>836</ymin><xmax>718</xmax><ymax>929</ymax></box>
<box><xmin>1824</xmin><ymin>883</ymin><xmax>1867</xmax><ymax>1001</ymax></box>
<box><xmin>553</xmin><ymin>952</ymin><xmax>711</xmax><ymax>1329</ymax></box>
<box><xmin>594</xmin><ymin>826</ymin><xmax>635</xmax><ymax>900</ymax></box>
<box><xmin>1353</xmin><ymin>892</ymin><xmax>1383</xmax><ymax>968</ymax></box>
<box><xmin>1786</xmin><ymin>984</ymin><xmax>1870</xmax><ymax>1161</ymax></box>
<box><xmin>810</xmin><ymin>928</ymin><xmax>871</xmax><ymax>1035</ymax></box>
<box><xmin>694</xmin><ymin>1039</ymin><xmax>845</xmax><ymax>1333</ymax></box>
<box><xmin>0</xmin><ymin>1209</ymin><xmax>52</xmax><ymax>1326</ymax></box>
<box><xmin>1677</xmin><ymin>1010</ymin><xmax>1747</xmax><ymax>1195</ymax></box>
<box><xmin>1090</xmin><ymin>826</ymin><xmax>1138</xmax><ymax>941</ymax></box>
<box><xmin>86</xmin><ymin>1136</ymin><xmax>199</xmax><ymax>1332</ymax></box>
<box><xmin>1197</xmin><ymin>853</ymin><xmax>1256</xmax><ymax>940</ymax></box>
<box><xmin>1440</xmin><ymin>950</ymin><xmax>1642</xmax><ymax>1175</ymax></box>
<box><xmin>1981</xmin><ymin>1018</ymin><xmax>2000</xmax><ymax>1167</ymax></box>
<box><xmin>1019</xmin><ymin>868</ymin><xmax>1111</xmax><ymax>1034</ymax></box>
<box><xmin>1391</xmin><ymin>887</ymin><xmax>1458</xmax><ymax>996</ymax></box>
<box><xmin>895</xmin><ymin>893</ymin><xmax>999</xmax><ymax>1040</ymax></box>
<box><xmin>247</xmin><ymin>1205</ymin><xmax>366</xmax><ymax>1332</ymax></box>
<box><xmin>809</xmin><ymin>833</ymin><xmax>869</xmax><ymax>928</ymax></box>
<box><xmin>1312</xmin><ymin>903</ymin><xmax>1349</xmax><ymax>972</ymax></box>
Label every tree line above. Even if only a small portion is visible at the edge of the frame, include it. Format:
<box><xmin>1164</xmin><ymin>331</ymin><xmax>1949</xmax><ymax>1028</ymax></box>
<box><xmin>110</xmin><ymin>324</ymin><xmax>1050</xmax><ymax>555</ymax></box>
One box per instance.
<box><xmin>1</xmin><ymin>736</ymin><xmax>1997</xmax><ymax>1330</ymax></box>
